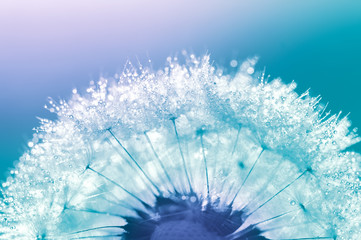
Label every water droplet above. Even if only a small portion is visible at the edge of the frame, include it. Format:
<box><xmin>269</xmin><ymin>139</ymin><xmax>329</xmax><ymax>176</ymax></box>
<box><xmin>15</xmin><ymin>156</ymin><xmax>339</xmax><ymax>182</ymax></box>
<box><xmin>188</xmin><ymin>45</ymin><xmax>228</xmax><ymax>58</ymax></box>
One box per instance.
<box><xmin>230</xmin><ymin>60</ymin><xmax>238</xmax><ymax>68</ymax></box>
<box><xmin>247</xmin><ymin>67</ymin><xmax>255</xmax><ymax>74</ymax></box>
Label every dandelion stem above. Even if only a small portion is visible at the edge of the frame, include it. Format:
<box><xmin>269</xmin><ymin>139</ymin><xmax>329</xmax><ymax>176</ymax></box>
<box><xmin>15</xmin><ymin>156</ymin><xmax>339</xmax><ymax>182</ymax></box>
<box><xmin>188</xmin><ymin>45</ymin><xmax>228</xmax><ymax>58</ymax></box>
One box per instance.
<box><xmin>86</xmin><ymin>166</ymin><xmax>152</xmax><ymax>209</ymax></box>
<box><xmin>171</xmin><ymin>118</ymin><xmax>193</xmax><ymax>193</ymax></box>
<box><xmin>254</xmin><ymin>209</ymin><xmax>297</xmax><ymax>226</ymax></box>
<box><xmin>144</xmin><ymin>131</ymin><xmax>178</xmax><ymax>193</ymax></box>
<box><xmin>247</xmin><ymin>169</ymin><xmax>309</xmax><ymax>218</ymax></box>
<box><xmin>231</xmin><ymin>148</ymin><xmax>265</xmax><ymax>205</ymax></box>
<box><xmin>226</xmin><ymin>210</ymin><xmax>296</xmax><ymax>239</ymax></box>
<box><xmin>200</xmin><ymin>130</ymin><xmax>210</xmax><ymax>198</ymax></box>
<box><xmin>270</xmin><ymin>237</ymin><xmax>334</xmax><ymax>240</ymax></box>
<box><xmin>69</xmin><ymin>226</ymin><xmax>123</xmax><ymax>235</ymax></box>
<box><xmin>64</xmin><ymin>206</ymin><xmax>124</xmax><ymax>218</ymax></box>
<box><xmin>231</xmin><ymin>125</ymin><xmax>241</xmax><ymax>156</ymax></box>
<box><xmin>69</xmin><ymin>234</ymin><xmax>123</xmax><ymax>239</ymax></box>
<box><xmin>107</xmin><ymin>128</ymin><xmax>161</xmax><ymax>195</ymax></box>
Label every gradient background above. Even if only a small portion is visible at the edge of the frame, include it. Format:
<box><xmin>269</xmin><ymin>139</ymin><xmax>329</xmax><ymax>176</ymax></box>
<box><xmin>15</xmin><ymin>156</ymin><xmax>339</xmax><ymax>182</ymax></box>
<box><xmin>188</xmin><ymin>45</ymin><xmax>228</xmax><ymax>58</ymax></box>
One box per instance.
<box><xmin>0</xmin><ymin>0</ymin><xmax>360</xmax><ymax>182</ymax></box>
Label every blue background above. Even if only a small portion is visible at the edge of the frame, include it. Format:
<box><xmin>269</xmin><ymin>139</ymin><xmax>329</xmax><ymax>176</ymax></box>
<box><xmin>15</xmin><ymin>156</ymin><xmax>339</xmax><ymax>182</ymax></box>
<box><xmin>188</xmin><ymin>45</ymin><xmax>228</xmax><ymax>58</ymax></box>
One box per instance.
<box><xmin>0</xmin><ymin>0</ymin><xmax>361</xmax><ymax>182</ymax></box>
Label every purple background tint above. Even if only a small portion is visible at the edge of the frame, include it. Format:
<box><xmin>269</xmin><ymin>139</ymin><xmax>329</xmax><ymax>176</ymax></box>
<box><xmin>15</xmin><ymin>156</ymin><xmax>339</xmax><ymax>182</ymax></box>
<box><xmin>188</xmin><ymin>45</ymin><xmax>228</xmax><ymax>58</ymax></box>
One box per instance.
<box><xmin>1</xmin><ymin>0</ymin><xmax>361</xmax><ymax>181</ymax></box>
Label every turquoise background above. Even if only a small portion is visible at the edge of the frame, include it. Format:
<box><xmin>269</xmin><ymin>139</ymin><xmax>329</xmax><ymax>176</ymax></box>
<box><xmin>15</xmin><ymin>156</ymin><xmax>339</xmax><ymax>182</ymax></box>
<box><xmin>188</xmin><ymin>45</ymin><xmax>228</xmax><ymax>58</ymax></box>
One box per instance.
<box><xmin>0</xmin><ymin>0</ymin><xmax>360</xmax><ymax>181</ymax></box>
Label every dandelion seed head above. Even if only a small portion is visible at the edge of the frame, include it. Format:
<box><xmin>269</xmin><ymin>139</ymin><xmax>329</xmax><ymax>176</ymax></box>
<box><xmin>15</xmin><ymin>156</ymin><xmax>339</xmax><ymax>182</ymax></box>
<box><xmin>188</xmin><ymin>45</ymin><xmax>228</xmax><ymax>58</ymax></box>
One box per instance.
<box><xmin>1</xmin><ymin>55</ymin><xmax>361</xmax><ymax>240</ymax></box>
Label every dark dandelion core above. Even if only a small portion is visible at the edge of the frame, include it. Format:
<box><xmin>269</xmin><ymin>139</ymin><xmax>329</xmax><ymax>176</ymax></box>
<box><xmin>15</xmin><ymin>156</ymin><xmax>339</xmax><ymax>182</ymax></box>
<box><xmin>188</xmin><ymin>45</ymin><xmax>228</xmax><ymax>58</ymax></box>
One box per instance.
<box><xmin>122</xmin><ymin>194</ymin><xmax>268</xmax><ymax>240</ymax></box>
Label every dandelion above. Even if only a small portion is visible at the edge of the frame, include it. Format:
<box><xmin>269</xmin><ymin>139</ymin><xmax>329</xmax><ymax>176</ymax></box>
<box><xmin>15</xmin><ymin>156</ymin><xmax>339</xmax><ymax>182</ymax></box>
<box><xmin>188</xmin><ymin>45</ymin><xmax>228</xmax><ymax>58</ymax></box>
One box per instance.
<box><xmin>1</xmin><ymin>55</ymin><xmax>361</xmax><ymax>240</ymax></box>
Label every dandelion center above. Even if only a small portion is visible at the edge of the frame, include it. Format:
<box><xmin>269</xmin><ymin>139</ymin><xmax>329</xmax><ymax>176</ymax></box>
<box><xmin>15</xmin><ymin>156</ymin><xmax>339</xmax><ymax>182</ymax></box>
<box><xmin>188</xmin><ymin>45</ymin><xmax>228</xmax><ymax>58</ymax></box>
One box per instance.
<box><xmin>123</xmin><ymin>194</ymin><xmax>267</xmax><ymax>240</ymax></box>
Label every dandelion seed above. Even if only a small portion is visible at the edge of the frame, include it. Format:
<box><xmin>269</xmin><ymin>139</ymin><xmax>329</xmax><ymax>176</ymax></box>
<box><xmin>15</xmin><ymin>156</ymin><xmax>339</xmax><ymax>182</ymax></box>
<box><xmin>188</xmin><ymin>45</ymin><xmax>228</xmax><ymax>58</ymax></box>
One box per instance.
<box><xmin>1</xmin><ymin>55</ymin><xmax>361</xmax><ymax>240</ymax></box>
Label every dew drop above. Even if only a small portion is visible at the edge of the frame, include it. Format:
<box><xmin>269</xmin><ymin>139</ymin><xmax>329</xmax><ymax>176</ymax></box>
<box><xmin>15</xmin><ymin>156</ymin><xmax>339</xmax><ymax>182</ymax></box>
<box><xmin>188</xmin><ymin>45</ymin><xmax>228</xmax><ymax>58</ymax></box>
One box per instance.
<box><xmin>230</xmin><ymin>60</ymin><xmax>238</xmax><ymax>68</ymax></box>
<box><xmin>247</xmin><ymin>67</ymin><xmax>255</xmax><ymax>74</ymax></box>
